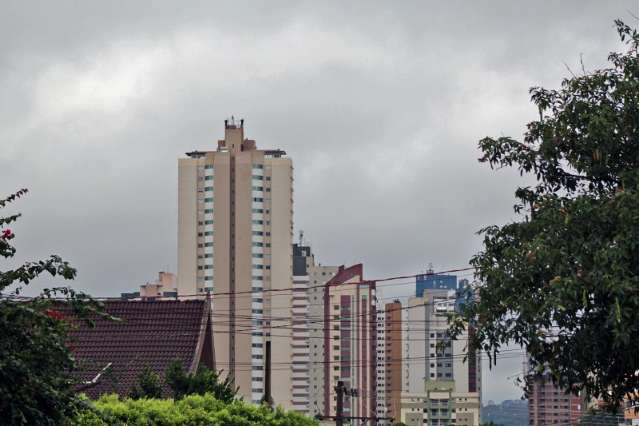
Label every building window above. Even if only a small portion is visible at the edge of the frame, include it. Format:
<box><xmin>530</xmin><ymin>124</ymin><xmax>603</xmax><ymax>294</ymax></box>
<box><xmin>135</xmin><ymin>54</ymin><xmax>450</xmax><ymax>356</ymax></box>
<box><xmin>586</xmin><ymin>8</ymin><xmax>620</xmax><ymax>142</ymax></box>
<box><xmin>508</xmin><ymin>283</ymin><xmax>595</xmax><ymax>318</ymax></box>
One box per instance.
<box><xmin>205</xmin><ymin>176</ymin><xmax>213</xmax><ymax>180</ymax></box>
<box><xmin>252</xmin><ymin>220</ymin><xmax>263</xmax><ymax>225</ymax></box>
<box><xmin>252</xmin><ymin>208</ymin><xmax>263</xmax><ymax>213</ymax></box>
<box><xmin>252</xmin><ymin>253</ymin><xmax>264</xmax><ymax>258</ymax></box>
<box><xmin>253</xmin><ymin>197</ymin><xmax>264</xmax><ymax>202</ymax></box>
<box><xmin>252</xmin><ymin>164</ymin><xmax>264</xmax><ymax>169</ymax></box>
<box><xmin>204</xmin><ymin>165</ymin><xmax>214</xmax><ymax>169</ymax></box>
<box><xmin>252</xmin><ymin>231</ymin><xmax>263</xmax><ymax>236</ymax></box>
<box><xmin>204</xmin><ymin>186</ymin><xmax>213</xmax><ymax>191</ymax></box>
<box><xmin>252</xmin><ymin>186</ymin><xmax>263</xmax><ymax>191</ymax></box>
<box><xmin>204</xmin><ymin>197</ymin><xmax>213</xmax><ymax>202</ymax></box>
<box><xmin>204</xmin><ymin>209</ymin><xmax>213</xmax><ymax>213</ymax></box>
<box><xmin>204</xmin><ymin>220</ymin><xmax>213</xmax><ymax>225</ymax></box>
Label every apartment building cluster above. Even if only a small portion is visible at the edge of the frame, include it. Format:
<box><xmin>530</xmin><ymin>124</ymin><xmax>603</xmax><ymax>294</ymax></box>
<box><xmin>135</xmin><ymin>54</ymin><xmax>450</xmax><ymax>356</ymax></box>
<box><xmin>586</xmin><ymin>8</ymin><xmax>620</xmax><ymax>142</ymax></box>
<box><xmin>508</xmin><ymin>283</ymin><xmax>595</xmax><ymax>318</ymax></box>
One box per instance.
<box><xmin>122</xmin><ymin>119</ymin><xmax>481</xmax><ymax>425</ymax></box>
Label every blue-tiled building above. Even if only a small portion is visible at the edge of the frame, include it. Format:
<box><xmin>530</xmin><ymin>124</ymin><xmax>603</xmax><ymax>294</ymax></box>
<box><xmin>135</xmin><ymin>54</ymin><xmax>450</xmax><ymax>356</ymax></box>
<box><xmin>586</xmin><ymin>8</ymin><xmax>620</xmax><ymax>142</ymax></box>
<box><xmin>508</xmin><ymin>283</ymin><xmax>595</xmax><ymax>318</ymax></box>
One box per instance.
<box><xmin>415</xmin><ymin>273</ymin><xmax>458</xmax><ymax>297</ymax></box>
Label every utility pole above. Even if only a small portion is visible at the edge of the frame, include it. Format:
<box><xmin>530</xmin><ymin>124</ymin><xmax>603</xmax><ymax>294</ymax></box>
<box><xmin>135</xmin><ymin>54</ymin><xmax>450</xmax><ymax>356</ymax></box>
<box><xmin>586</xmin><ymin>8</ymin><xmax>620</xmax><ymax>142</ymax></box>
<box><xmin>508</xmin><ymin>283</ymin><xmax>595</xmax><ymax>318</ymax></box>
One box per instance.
<box><xmin>335</xmin><ymin>380</ymin><xmax>346</xmax><ymax>426</ymax></box>
<box><xmin>261</xmin><ymin>340</ymin><xmax>274</xmax><ymax>407</ymax></box>
<box><xmin>314</xmin><ymin>383</ymin><xmax>393</xmax><ymax>425</ymax></box>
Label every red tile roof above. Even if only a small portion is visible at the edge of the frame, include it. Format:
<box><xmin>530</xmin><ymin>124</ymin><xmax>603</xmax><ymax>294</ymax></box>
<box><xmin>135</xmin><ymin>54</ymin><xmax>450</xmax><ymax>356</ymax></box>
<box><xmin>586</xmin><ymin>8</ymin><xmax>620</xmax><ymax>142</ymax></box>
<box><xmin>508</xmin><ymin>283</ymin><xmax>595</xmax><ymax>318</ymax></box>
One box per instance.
<box><xmin>62</xmin><ymin>299</ymin><xmax>212</xmax><ymax>399</ymax></box>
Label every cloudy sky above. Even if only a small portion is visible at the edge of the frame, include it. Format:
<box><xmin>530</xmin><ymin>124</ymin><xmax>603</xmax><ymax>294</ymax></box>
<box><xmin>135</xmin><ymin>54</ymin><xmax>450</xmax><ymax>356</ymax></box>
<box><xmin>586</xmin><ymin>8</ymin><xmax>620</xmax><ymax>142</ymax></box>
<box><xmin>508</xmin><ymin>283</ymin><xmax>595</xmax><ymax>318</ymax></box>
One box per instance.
<box><xmin>2</xmin><ymin>1</ymin><xmax>637</xmax><ymax>402</ymax></box>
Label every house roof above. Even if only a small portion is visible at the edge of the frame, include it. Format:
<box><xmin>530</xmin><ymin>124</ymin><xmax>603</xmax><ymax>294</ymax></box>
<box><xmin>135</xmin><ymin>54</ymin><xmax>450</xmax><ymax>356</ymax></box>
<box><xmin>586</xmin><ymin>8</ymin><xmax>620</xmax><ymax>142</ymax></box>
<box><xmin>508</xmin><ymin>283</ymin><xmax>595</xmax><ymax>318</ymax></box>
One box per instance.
<box><xmin>62</xmin><ymin>299</ymin><xmax>212</xmax><ymax>399</ymax></box>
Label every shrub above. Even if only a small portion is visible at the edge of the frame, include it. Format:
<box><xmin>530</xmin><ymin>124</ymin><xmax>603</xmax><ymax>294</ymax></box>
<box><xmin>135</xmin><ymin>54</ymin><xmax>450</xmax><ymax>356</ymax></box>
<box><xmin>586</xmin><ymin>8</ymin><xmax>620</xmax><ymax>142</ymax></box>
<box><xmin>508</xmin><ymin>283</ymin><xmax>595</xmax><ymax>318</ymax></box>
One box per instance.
<box><xmin>68</xmin><ymin>393</ymin><xmax>319</xmax><ymax>425</ymax></box>
<box><xmin>165</xmin><ymin>360</ymin><xmax>238</xmax><ymax>403</ymax></box>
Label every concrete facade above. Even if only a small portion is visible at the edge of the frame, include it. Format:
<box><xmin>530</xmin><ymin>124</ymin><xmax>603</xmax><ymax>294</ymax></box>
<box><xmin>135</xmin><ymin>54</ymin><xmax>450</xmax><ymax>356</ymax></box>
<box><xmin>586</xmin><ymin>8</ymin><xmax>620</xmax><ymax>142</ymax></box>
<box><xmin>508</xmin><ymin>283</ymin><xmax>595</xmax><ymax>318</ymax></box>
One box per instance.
<box><xmin>308</xmin><ymin>262</ymin><xmax>340</xmax><ymax>417</ymax></box>
<box><xmin>291</xmin><ymin>243</ymin><xmax>339</xmax><ymax>415</ymax></box>
<box><xmin>526</xmin><ymin>373</ymin><xmax>584</xmax><ymax>426</ymax></box>
<box><xmin>321</xmin><ymin>264</ymin><xmax>377</xmax><ymax>426</ymax></box>
<box><xmin>402</xmin><ymin>288</ymin><xmax>481</xmax><ymax>426</ymax></box>
<box><xmin>177</xmin><ymin>119</ymin><xmax>293</xmax><ymax>406</ymax></box>
<box><xmin>401</xmin><ymin>381</ymin><xmax>481</xmax><ymax>426</ymax></box>
<box><xmin>376</xmin><ymin>301</ymin><xmax>403</xmax><ymax>425</ymax></box>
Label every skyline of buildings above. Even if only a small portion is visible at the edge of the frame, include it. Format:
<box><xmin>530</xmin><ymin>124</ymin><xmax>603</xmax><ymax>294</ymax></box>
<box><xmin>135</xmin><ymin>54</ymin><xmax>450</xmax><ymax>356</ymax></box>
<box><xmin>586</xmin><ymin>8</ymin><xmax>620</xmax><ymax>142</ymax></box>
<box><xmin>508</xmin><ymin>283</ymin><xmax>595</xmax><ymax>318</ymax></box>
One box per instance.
<box><xmin>116</xmin><ymin>119</ymin><xmax>552</xmax><ymax>425</ymax></box>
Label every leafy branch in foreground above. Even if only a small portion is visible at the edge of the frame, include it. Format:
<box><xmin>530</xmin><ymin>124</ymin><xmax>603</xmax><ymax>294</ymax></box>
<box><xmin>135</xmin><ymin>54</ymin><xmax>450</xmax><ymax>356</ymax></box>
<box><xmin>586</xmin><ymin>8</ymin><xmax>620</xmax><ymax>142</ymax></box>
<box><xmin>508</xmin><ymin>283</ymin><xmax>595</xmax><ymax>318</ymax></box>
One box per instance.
<box><xmin>0</xmin><ymin>189</ymin><xmax>106</xmax><ymax>425</ymax></box>
<box><xmin>451</xmin><ymin>20</ymin><xmax>639</xmax><ymax>410</ymax></box>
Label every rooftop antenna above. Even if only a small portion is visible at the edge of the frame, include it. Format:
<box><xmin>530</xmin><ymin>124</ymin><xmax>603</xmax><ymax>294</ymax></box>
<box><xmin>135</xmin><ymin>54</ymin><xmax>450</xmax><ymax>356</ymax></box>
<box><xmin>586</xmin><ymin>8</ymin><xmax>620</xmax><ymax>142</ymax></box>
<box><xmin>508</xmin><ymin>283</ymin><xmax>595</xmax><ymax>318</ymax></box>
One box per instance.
<box><xmin>426</xmin><ymin>262</ymin><xmax>434</xmax><ymax>275</ymax></box>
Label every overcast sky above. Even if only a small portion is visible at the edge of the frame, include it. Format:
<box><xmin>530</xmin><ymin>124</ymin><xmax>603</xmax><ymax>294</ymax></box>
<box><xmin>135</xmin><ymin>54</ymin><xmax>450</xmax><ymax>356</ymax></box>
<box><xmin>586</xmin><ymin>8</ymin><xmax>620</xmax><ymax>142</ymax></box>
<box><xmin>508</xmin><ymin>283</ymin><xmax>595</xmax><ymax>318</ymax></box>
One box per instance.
<box><xmin>2</xmin><ymin>1</ymin><xmax>637</xmax><ymax>403</ymax></box>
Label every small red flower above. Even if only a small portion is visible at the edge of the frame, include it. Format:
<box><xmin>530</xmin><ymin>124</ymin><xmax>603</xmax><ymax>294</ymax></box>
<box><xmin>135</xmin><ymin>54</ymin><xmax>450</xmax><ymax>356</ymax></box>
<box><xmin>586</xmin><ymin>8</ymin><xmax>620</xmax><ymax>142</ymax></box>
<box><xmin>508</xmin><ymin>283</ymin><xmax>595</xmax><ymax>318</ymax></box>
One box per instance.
<box><xmin>1</xmin><ymin>229</ymin><xmax>13</xmax><ymax>239</ymax></box>
<box><xmin>45</xmin><ymin>309</ymin><xmax>65</xmax><ymax>321</ymax></box>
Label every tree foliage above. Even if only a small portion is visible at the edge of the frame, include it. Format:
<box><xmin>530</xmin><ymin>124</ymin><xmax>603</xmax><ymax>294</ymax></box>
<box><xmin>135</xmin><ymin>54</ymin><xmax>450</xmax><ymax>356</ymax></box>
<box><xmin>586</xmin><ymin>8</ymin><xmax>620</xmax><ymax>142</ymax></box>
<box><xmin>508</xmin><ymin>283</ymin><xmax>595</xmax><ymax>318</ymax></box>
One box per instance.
<box><xmin>128</xmin><ymin>366</ymin><xmax>163</xmax><ymax>400</ymax></box>
<box><xmin>0</xmin><ymin>189</ymin><xmax>107</xmax><ymax>425</ymax></box>
<box><xmin>68</xmin><ymin>393</ymin><xmax>318</xmax><ymax>426</ymax></box>
<box><xmin>165</xmin><ymin>360</ymin><xmax>239</xmax><ymax>403</ymax></box>
<box><xmin>451</xmin><ymin>20</ymin><xmax>639</xmax><ymax>409</ymax></box>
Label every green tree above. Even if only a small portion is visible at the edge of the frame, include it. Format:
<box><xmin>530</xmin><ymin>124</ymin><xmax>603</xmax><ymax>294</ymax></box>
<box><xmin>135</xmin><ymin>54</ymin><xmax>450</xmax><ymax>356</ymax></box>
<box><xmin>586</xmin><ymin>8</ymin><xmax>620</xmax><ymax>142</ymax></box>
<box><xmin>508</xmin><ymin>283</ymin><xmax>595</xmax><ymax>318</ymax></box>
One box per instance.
<box><xmin>451</xmin><ymin>20</ymin><xmax>639</xmax><ymax>410</ymax></box>
<box><xmin>165</xmin><ymin>360</ymin><xmax>239</xmax><ymax>403</ymax></box>
<box><xmin>0</xmin><ymin>189</ymin><xmax>105</xmax><ymax>425</ymax></box>
<box><xmin>128</xmin><ymin>366</ymin><xmax>163</xmax><ymax>399</ymax></box>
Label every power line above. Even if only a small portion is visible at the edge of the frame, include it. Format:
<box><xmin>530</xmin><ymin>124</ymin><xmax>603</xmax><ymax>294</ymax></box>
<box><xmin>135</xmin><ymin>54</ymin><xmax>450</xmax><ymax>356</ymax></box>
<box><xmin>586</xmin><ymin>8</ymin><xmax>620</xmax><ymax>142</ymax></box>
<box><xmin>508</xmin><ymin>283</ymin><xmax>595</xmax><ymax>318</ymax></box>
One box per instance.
<box><xmin>1</xmin><ymin>266</ymin><xmax>476</xmax><ymax>301</ymax></box>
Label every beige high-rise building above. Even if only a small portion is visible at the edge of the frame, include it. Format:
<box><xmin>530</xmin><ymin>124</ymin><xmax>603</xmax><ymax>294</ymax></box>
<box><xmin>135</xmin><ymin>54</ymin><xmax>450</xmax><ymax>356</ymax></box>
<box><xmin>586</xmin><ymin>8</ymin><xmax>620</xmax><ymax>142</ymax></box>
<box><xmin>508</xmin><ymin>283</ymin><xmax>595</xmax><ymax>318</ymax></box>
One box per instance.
<box><xmin>177</xmin><ymin>118</ymin><xmax>293</xmax><ymax>405</ymax></box>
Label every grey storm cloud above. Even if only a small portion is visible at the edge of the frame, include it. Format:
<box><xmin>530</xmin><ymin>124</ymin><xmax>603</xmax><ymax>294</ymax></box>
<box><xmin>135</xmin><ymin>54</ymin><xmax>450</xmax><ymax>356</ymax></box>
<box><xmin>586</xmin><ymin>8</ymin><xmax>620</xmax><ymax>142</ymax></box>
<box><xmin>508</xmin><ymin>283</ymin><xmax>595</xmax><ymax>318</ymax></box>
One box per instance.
<box><xmin>2</xmin><ymin>0</ymin><xmax>637</xmax><ymax>402</ymax></box>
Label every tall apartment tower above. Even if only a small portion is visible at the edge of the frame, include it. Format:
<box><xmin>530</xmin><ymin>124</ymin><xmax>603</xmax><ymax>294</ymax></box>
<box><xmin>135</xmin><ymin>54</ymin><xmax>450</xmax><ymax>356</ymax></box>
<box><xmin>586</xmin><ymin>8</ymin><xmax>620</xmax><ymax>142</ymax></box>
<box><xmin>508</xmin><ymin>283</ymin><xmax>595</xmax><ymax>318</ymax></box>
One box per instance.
<box><xmin>526</xmin><ymin>372</ymin><xmax>584</xmax><ymax>426</ymax></box>
<box><xmin>376</xmin><ymin>300</ymin><xmax>403</xmax><ymax>426</ymax></box>
<box><xmin>177</xmin><ymin>118</ymin><xmax>293</xmax><ymax>404</ymax></box>
<box><xmin>401</xmin><ymin>287</ymin><xmax>481</xmax><ymax>426</ymax></box>
<box><xmin>308</xmin><ymin>262</ymin><xmax>339</xmax><ymax>416</ymax></box>
<box><xmin>292</xmin><ymin>242</ymin><xmax>339</xmax><ymax>415</ymax></box>
<box><xmin>320</xmin><ymin>264</ymin><xmax>377</xmax><ymax>425</ymax></box>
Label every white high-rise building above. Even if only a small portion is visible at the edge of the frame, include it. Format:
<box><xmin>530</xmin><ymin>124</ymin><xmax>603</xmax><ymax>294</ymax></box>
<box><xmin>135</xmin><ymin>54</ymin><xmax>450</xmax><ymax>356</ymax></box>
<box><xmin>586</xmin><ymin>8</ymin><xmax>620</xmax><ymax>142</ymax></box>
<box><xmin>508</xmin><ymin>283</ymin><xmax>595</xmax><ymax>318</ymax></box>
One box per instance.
<box><xmin>401</xmin><ymin>288</ymin><xmax>481</xmax><ymax>426</ymax></box>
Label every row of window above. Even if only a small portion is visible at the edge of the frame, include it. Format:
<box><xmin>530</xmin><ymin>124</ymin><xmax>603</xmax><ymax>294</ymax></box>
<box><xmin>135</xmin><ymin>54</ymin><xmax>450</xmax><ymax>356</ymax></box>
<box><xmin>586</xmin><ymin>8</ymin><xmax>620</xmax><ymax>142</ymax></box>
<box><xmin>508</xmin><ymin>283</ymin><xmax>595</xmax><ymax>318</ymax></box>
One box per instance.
<box><xmin>252</xmin><ymin>231</ymin><xmax>271</xmax><ymax>236</ymax></box>
<box><xmin>198</xmin><ymin>231</ymin><xmax>213</xmax><ymax>237</ymax></box>
<box><xmin>198</xmin><ymin>220</ymin><xmax>214</xmax><ymax>225</ymax></box>
<box><xmin>197</xmin><ymin>265</ymin><xmax>213</xmax><ymax>270</ymax></box>
<box><xmin>198</xmin><ymin>242</ymin><xmax>214</xmax><ymax>248</ymax></box>
<box><xmin>253</xmin><ymin>264</ymin><xmax>271</xmax><ymax>269</ymax></box>
<box><xmin>252</xmin><ymin>242</ymin><xmax>271</xmax><ymax>247</ymax></box>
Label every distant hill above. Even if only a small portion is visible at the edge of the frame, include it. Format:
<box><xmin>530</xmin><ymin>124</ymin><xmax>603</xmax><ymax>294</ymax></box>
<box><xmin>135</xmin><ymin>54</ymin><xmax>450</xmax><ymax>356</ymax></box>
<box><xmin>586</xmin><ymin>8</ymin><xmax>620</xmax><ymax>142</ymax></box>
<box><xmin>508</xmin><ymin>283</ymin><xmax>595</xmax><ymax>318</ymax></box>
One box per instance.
<box><xmin>481</xmin><ymin>399</ymin><xmax>528</xmax><ymax>426</ymax></box>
